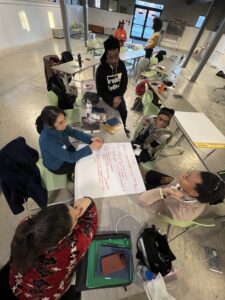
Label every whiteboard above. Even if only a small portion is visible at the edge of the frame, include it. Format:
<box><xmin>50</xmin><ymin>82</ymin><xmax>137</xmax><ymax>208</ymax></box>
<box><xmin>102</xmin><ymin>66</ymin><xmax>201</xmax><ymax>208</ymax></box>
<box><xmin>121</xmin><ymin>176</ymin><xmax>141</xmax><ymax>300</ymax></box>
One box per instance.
<box><xmin>175</xmin><ymin>112</ymin><xmax>225</xmax><ymax>148</ymax></box>
<box><xmin>75</xmin><ymin>143</ymin><xmax>146</xmax><ymax>199</ymax></box>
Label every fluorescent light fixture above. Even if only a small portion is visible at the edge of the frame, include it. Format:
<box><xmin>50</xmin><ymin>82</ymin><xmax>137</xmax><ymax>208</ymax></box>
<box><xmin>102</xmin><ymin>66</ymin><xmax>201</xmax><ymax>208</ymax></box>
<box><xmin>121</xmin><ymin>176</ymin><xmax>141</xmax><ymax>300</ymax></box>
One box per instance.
<box><xmin>19</xmin><ymin>11</ymin><xmax>30</xmax><ymax>32</ymax></box>
<box><xmin>48</xmin><ymin>11</ymin><xmax>55</xmax><ymax>29</ymax></box>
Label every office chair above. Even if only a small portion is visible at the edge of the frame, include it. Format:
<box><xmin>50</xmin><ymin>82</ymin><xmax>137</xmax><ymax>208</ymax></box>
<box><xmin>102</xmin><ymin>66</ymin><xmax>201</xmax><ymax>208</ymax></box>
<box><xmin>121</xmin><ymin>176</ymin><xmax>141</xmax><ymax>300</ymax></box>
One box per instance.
<box><xmin>46</xmin><ymin>91</ymin><xmax>82</xmax><ymax>125</ymax></box>
<box><xmin>159</xmin><ymin>214</ymin><xmax>215</xmax><ymax>242</ymax></box>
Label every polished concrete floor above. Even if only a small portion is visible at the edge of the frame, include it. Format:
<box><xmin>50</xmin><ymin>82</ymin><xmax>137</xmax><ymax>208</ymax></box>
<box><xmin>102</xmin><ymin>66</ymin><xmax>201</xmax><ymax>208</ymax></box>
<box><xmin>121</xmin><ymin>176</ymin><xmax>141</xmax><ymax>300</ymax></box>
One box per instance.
<box><xmin>0</xmin><ymin>37</ymin><xmax>225</xmax><ymax>300</ymax></box>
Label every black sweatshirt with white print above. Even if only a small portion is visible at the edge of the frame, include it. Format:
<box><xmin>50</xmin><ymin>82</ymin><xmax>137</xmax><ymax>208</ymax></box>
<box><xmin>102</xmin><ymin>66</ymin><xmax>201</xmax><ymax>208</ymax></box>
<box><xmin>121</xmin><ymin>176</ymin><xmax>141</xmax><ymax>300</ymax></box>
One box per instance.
<box><xmin>96</xmin><ymin>53</ymin><xmax>128</xmax><ymax>106</ymax></box>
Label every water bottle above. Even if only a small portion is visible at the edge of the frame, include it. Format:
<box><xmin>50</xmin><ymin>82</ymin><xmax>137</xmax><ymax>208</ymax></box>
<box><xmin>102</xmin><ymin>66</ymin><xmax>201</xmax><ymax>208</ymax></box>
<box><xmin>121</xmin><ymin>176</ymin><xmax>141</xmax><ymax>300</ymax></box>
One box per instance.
<box><xmin>86</xmin><ymin>100</ymin><xmax>92</xmax><ymax>118</ymax></box>
<box><xmin>77</xmin><ymin>53</ymin><xmax>82</xmax><ymax>67</ymax></box>
<box><xmin>179</xmin><ymin>55</ymin><xmax>184</xmax><ymax>63</ymax></box>
<box><xmin>136</xmin><ymin>263</ymin><xmax>154</xmax><ymax>281</ymax></box>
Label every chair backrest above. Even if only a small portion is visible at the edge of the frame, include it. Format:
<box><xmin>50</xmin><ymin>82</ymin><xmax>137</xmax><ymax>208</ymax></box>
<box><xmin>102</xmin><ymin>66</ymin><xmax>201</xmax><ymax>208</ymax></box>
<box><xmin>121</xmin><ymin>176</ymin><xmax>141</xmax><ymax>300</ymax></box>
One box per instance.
<box><xmin>141</xmin><ymin>85</ymin><xmax>153</xmax><ymax>108</ymax></box>
<box><xmin>133</xmin><ymin>43</ymin><xmax>143</xmax><ymax>50</ymax></box>
<box><xmin>143</xmin><ymin>101</ymin><xmax>159</xmax><ymax>117</ymax></box>
<box><xmin>46</xmin><ymin>91</ymin><xmax>58</xmax><ymax>107</ymax></box>
<box><xmin>159</xmin><ymin>214</ymin><xmax>195</xmax><ymax>228</ymax></box>
<box><xmin>149</xmin><ymin>57</ymin><xmax>158</xmax><ymax>67</ymax></box>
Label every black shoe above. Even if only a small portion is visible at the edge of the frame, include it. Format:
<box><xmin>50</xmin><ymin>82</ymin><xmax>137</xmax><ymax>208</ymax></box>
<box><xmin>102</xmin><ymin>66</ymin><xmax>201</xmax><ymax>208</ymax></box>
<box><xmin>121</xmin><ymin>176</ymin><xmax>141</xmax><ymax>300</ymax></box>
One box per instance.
<box><xmin>124</xmin><ymin>128</ymin><xmax>130</xmax><ymax>134</ymax></box>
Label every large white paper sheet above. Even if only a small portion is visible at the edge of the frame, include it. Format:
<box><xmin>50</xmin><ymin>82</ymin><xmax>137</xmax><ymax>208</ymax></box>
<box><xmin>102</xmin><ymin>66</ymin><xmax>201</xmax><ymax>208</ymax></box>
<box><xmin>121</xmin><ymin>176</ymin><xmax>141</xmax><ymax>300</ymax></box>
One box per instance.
<box><xmin>75</xmin><ymin>143</ymin><xmax>146</xmax><ymax>199</ymax></box>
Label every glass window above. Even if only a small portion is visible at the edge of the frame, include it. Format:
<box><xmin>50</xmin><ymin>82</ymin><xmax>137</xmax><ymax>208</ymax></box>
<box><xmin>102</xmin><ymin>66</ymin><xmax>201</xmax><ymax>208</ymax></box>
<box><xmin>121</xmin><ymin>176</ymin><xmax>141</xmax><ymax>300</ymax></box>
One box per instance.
<box><xmin>108</xmin><ymin>0</ymin><xmax>118</xmax><ymax>12</ymax></box>
<box><xmin>195</xmin><ymin>16</ymin><xmax>205</xmax><ymax>28</ymax></box>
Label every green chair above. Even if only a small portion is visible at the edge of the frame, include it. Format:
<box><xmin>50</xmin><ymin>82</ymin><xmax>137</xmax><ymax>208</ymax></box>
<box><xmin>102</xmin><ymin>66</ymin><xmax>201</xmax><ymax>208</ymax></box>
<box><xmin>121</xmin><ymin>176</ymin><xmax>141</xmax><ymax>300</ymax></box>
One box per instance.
<box><xmin>36</xmin><ymin>159</ymin><xmax>68</xmax><ymax>192</ymax></box>
<box><xmin>159</xmin><ymin>214</ymin><xmax>215</xmax><ymax>242</ymax></box>
<box><xmin>133</xmin><ymin>43</ymin><xmax>143</xmax><ymax>50</ymax></box>
<box><xmin>46</xmin><ymin>91</ymin><xmax>81</xmax><ymax>125</ymax></box>
<box><xmin>141</xmin><ymin>57</ymin><xmax>158</xmax><ymax>79</ymax></box>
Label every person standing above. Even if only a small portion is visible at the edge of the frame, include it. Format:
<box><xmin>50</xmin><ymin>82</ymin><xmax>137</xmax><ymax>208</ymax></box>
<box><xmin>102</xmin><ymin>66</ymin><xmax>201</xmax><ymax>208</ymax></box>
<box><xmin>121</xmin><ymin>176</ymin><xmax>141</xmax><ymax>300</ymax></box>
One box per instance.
<box><xmin>133</xmin><ymin>17</ymin><xmax>163</xmax><ymax>84</ymax></box>
<box><xmin>96</xmin><ymin>36</ymin><xmax>130</xmax><ymax>135</ymax></box>
<box><xmin>114</xmin><ymin>20</ymin><xmax>127</xmax><ymax>47</ymax></box>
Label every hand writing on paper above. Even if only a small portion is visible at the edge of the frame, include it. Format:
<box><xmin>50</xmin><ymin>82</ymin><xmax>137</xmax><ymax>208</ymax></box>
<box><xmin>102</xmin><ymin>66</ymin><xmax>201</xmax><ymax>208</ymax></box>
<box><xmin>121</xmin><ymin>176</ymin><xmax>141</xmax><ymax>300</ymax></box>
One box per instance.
<box><xmin>91</xmin><ymin>137</ymin><xmax>104</xmax><ymax>144</ymax></box>
<box><xmin>113</xmin><ymin>96</ymin><xmax>121</xmax><ymax>108</ymax></box>
<box><xmin>162</xmin><ymin>187</ymin><xmax>184</xmax><ymax>200</ymax></box>
<box><xmin>90</xmin><ymin>140</ymin><xmax>103</xmax><ymax>151</ymax></box>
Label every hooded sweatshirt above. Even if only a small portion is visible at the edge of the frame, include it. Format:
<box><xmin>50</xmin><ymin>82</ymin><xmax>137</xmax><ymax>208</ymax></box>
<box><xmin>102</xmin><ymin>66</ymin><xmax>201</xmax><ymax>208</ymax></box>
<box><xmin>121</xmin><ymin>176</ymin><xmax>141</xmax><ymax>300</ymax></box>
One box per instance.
<box><xmin>96</xmin><ymin>53</ymin><xmax>128</xmax><ymax>106</ymax></box>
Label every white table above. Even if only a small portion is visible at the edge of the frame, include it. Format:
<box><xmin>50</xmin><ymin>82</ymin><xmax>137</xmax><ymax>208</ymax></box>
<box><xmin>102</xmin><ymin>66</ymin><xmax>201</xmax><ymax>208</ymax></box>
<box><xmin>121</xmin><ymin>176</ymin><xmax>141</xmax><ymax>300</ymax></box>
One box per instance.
<box><xmin>52</xmin><ymin>58</ymin><xmax>99</xmax><ymax>92</ymax></box>
<box><xmin>120</xmin><ymin>49</ymin><xmax>145</xmax><ymax>69</ymax></box>
<box><xmin>73</xmin><ymin>100</ymin><xmax>148</xmax><ymax>299</ymax></box>
<box><xmin>148</xmin><ymin>82</ymin><xmax>225</xmax><ymax>173</ymax></box>
<box><xmin>153</xmin><ymin>55</ymin><xmax>182</xmax><ymax>81</ymax></box>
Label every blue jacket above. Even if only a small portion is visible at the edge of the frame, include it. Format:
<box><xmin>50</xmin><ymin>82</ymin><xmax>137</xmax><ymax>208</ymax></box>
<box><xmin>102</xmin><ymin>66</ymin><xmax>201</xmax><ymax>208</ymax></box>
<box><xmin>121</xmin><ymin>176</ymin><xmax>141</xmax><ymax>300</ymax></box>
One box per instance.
<box><xmin>39</xmin><ymin>126</ymin><xmax>92</xmax><ymax>170</ymax></box>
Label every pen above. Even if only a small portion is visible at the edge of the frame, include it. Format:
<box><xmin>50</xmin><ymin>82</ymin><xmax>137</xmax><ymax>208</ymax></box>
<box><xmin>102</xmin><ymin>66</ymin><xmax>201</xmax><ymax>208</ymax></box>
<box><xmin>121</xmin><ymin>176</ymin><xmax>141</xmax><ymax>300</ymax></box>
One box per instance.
<box><xmin>101</xmin><ymin>243</ymin><xmax>128</xmax><ymax>248</ymax></box>
<box><xmin>203</xmin><ymin>149</ymin><xmax>216</xmax><ymax>161</ymax></box>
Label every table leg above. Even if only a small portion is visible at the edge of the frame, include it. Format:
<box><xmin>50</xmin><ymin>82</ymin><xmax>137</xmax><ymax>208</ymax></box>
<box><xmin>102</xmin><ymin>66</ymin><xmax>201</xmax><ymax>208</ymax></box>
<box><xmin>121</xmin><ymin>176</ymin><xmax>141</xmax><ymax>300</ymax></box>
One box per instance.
<box><xmin>64</xmin><ymin>73</ymin><xmax>70</xmax><ymax>93</ymax></box>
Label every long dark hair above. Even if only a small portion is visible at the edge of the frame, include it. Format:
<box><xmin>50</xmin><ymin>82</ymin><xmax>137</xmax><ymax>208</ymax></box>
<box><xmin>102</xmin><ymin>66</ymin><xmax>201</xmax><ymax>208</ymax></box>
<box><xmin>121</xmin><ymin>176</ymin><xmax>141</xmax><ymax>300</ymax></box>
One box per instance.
<box><xmin>10</xmin><ymin>204</ymin><xmax>72</xmax><ymax>273</ymax></box>
<box><xmin>35</xmin><ymin>106</ymin><xmax>66</xmax><ymax>134</ymax></box>
<box><xmin>153</xmin><ymin>17</ymin><xmax>163</xmax><ymax>32</ymax></box>
<box><xmin>196</xmin><ymin>172</ymin><xmax>225</xmax><ymax>205</ymax></box>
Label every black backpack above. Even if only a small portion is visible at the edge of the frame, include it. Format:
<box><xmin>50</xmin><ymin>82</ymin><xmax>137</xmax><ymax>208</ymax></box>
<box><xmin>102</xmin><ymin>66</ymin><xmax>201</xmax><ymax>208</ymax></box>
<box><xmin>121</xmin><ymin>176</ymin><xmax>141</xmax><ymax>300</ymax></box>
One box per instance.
<box><xmin>61</xmin><ymin>51</ymin><xmax>74</xmax><ymax>64</ymax></box>
<box><xmin>83</xmin><ymin>92</ymin><xmax>99</xmax><ymax>105</ymax></box>
<box><xmin>131</xmin><ymin>97</ymin><xmax>143</xmax><ymax>112</ymax></box>
<box><xmin>136</xmin><ymin>225</ymin><xmax>176</xmax><ymax>276</ymax></box>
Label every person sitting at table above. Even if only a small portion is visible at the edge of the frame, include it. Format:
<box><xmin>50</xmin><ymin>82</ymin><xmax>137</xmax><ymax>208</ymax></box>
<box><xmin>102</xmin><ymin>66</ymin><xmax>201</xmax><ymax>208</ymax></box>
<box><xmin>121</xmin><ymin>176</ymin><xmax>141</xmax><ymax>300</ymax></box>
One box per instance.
<box><xmin>96</xmin><ymin>35</ymin><xmax>130</xmax><ymax>135</ymax></box>
<box><xmin>139</xmin><ymin>169</ymin><xmax>225</xmax><ymax>221</ymax></box>
<box><xmin>114</xmin><ymin>19</ymin><xmax>127</xmax><ymax>47</ymax></box>
<box><xmin>132</xmin><ymin>107</ymin><xmax>174</xmax><ymax>163</ymax></box>
<box><xmin>133</xmin><ymin>17</ymin><xmax>163</xmax><ymax>84</ymax></box>
<box><xmin>9</xmin><ymin>197</ymin><xmax>97</xmax><ymax>300</ymax></box>
<box><xmin>35</xmin><ymin>106</ymin><xmax>103</xmax><ymax>178</ymax></box>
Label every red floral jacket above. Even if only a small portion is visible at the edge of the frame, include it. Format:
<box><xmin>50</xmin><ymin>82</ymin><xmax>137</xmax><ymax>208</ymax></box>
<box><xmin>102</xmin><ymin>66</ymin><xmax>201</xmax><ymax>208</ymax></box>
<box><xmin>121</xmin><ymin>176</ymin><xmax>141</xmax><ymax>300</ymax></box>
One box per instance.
<box><xmin>10</xmin><ymin>201</ymin><xmax>98</xmax><ymax>300</ymax></box>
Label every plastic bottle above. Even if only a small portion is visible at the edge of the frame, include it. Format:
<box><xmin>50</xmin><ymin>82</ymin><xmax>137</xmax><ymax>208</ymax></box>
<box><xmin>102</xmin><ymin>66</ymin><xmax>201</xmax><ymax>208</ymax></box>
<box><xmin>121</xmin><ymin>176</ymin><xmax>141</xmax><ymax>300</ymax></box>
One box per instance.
<box><xmin>86</xmin><ymin>100</ymin><xmax>92</xmax><ymax>118</ymax></box>
<box><xmin>77</xmin><ymin>53</ymin><xmax>82</xmax><ymax>67</ymax></box>
<box><xmin>179</xmin><ymin>55</ymin><xmax>184</xmax><ymax>63</ymax></box>
<box><xmin>136</xmin><ymin>263</ymin><xmax>154</xmax><ymax>281</ymax></box>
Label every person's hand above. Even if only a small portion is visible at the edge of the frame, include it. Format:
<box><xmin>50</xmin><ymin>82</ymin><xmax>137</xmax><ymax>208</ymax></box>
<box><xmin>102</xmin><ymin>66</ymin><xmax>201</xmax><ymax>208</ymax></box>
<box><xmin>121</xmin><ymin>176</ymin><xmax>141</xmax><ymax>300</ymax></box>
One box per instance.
<box><xmin>141</xmin><ymin>117</ymin><xmax>147</xmax><ymax>125</ymax></box>
<box><xmin>90</xmin><ymin>140</ymin><xmax>103</xmax><ymax>151</ymax></box>
<box><xmin>113</xmin><ymin>96</ymin><xmax>121</xmax><ymax>108</ymax></box>
<box><xmin>91</xmin><ymin>137</ymin><xmax>104</xmax><ymax>144</ymax></box>
<box><xmin>74</xmin><ymin>197</ymin><xmax>92</xmax><ymax>218</ymax></box>
<box><xmin>162</xmin><ymin>187</ymin><xmax>184</xmax><ymax>200</ymax></box>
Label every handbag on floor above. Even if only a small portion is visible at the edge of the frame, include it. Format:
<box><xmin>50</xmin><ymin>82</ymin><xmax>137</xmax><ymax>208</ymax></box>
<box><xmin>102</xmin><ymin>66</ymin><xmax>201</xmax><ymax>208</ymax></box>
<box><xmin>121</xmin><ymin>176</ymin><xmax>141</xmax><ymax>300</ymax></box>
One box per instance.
<box><xmin>136</xmin><ymin>225</ymin><xmax>176</xmax><ymax>276</ymax></box>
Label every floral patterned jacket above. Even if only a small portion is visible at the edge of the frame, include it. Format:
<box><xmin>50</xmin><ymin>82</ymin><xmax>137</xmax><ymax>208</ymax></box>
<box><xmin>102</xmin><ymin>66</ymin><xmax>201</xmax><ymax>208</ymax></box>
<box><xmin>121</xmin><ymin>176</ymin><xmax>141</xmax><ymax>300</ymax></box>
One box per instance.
<box><xmin>10</xmin><ymin>201</ymin><xmax>98</xmax><ymax>300</ymax></box>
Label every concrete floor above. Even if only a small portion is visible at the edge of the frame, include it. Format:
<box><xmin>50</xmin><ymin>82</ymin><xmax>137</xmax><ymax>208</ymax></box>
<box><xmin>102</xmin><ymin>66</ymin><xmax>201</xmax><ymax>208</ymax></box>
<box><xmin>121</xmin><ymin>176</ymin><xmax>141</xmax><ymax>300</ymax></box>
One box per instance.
<box><xmin>0</xmin><ymin>37</ymin><xmax>225</xmax><ymax>300</ymax></box>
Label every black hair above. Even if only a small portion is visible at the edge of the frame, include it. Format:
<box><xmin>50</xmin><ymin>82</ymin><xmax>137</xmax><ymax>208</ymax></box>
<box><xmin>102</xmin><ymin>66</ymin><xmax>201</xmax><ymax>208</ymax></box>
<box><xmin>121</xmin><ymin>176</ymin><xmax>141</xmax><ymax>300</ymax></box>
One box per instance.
<box><xmin>153</xmin><ymin>17</ymin><xmax>163</xmax><ymax>32</ymax></box>
<box><xmin>10</xmin><ymin>204</ymin><xmax>72</xmax><ymax>273</ymax></box>
<box><xmin>117</xmin><ymin>20</ymin><xmax>124</xmax><ymax>29</ymax></box>
<box><xmin>158</xmin><ymin>107</ymin><xmax>175</xmax><ymax>119</ymax></box>
<box><xmin>104</xmin><ymin>35</ymin><xmax>120</xmax><ymax>54</ymax></box>
<box><xmin>35</xmin><ymin>106</ymin><xmax>66</xmax><ymax>134</ymax></box>
<box><xmin>196</xmin><ymin>172</ymin><xmax>225</xmax><ymax>205</ymax></box>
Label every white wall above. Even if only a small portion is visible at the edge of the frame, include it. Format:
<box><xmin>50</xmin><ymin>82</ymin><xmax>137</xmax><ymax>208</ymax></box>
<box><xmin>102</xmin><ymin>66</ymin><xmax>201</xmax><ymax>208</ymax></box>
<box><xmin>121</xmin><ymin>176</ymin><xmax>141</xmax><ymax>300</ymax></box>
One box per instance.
<box><xmin>88</xmin><ymin>7</ymin><xmax>133</xmax><ymax>37</ymax></box>
<box><xmin>0</xmin><ymin>0</ymin><xmax>83</xmax><ymax>50</ymax></box>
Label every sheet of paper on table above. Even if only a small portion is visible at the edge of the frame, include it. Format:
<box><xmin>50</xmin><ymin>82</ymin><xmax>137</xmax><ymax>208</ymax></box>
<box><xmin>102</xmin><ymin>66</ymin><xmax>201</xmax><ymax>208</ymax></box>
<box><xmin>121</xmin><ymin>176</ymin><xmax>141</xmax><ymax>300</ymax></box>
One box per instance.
<box><xmin>75</xmin><ymin>143</ymin><xmax>146</xmax><ymax>199</ymax></box>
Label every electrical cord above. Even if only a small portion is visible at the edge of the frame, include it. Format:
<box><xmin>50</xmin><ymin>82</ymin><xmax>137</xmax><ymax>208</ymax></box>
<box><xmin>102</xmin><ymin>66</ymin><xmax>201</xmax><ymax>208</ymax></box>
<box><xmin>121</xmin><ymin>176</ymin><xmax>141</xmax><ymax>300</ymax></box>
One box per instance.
<box><xmin>115</xmin><ymin>214</ymin><xmax>143</xmax><ymax>232</ymax></box>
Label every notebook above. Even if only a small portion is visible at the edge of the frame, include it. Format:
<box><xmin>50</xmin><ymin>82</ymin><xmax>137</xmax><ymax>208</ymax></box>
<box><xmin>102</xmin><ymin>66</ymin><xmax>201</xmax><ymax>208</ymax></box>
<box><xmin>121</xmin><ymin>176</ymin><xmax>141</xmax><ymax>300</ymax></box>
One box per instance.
<box><xmin>106</xmin><ymin>117</ymin><xmax>121</xmax><ymax>127</ymax></box>
<box><xmin>102</xmin><ymin>123</ymin><xmax>123</xmax><ymax>134</ymax></box>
